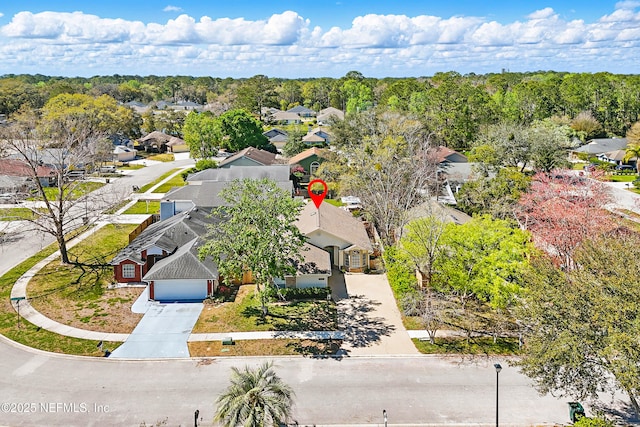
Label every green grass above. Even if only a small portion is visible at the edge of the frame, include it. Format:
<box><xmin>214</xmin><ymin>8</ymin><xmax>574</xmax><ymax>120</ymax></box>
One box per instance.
<box><xmin>413</xmin><ymin>337</ymin><xmax>520</xmax><ymax>355</ymax></box>
<box><xmin>146</xmin><ymin>153</ymin><xmax>175</xmax><ymax>162</ymax></box>
<box><xmin>123</xmin><ymin>201</ymin><xmax>160</xmax><ymax>214</ymax></box>
<box><xmin>152</xmin><ymin>174</ymin><xmax>187</xmax><ymax>193</ymax></box>
<box><xmin>118</xmin><ymin>163</ymin><xmax>144</xmax><ymax>170</ymax></box>
<box><xmin>0</xmin><ymin>242</ymin><xmax>121</xmax><ymax>356</ymax></box>
<box><xmin>138</xmin><ymin>168</ymin><xmax>181</xmax><ymax>193</ymax></box>
<box><xmin>325</xmin><ymin>199</ymin><xmax>345</xmax><ymax>207</ymax></box>
<box><xmin>31</xmin><ymin>182</ymin><xmax>105</xmax><ymax>201</ymax></box>
<box><xmin>605</xmin><ymin>174</ymin><xmax>638</xmax><ymax>182</ymax></box>
<box><xmin>193</xmin><ymin>286</ymin><xmax>338</xmax><ymax>333</ymax></box>
<box><xmin>0</xmin><ymin>208</ymin><xmax>40</xmax><ymax>221</ymax></box>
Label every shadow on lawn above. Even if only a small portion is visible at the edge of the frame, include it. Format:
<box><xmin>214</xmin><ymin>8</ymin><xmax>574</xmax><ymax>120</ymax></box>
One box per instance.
<box><xmin>241</xmin><ymin>300</ymin><xmax>338</xmax><ymax>332</ymax></box>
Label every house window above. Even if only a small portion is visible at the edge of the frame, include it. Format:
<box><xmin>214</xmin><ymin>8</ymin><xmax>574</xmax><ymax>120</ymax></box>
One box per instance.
<box><xmin>122</xmin><ymin>264</ymin><xmax>136</xmax><ymax>279</ymax></box>
<box><xmin>310</xmin><ymin>161</ymin><xmax>320</xmax><ymax>175</ymax></box>
<box><xmin>350</xmin><ymin>251</ymin><xmax>361</xmax><ymax>269</ymax></box>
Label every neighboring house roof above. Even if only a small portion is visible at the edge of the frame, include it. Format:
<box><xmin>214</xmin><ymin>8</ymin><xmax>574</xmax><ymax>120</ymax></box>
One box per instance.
<box><xmin>167</xmin><ymin>136</ymin><xmax>187</xmax><ymax>147</ymax></box>
<box><xmin>317</xmin><ymin>107</ymin><xmax>344</xmax><ymax>123</ymax></box>
<box><xmin>434</xmin><ymin>146</ymin><xmax>468</xmax><ymax>163</ymax></box>
<box><xmin>405</xmin><ymin>200</ymin><xmax>472</xmax><ymax>226</ymax></box>
<box><xmin>113</xmin><ymin>145</ymin><xmax>136</xmax><ymax>154</ymax></box>
<box><xmin>302</xmin><ymin>133</ymin><xmax>328</xmax><ymax>144</ymax></box>
<box><xmin>165</xmin><ymin>180</ymin><xmax>293</xmax><ymax>208</ymax></box>
<box><xmin>110</xmin><ymin>209</ymin><xmax>212</xmax><ymax>265</ymax></box>
<box><xmin>271</xmin><ymin>111</ymin><xmax>302</xmax><ymax>122</ymax></box>
<box><xmin>263</xmin><ymin>128</ymin><xmax>288</xmax><ymax>139</ymax></box>
<box><xmin>218</xmin><ymin>147</ymin><xmax>277</xmax><ymax>167</ymax></box>
<box><xmin>293</xmin><ymin>243</ymin><xmax>332</xmax><ymax>275</ymax></box>
<box><xmin>295</xmin><ymin>202</ymin><xmax>373</xmax><ymax>252</ymax></box>
<box><xmin>143</xmin><ymin>238</ymin><xmax>218</xmax><ymax>281</ymax></box>
<box><xmin>439</xmin><ymin>162</ymin><xmax>482</xmax><ymax>182</ymax></box>
<box><xmin>287</xmin><ymin>105</ymin><xmax>316</xmax><ymax>115</ymax></box>
<box><xmin>139</xmin><ymin>131</ymin><xmax>172</xmax><ymax>144</ymax></box>
<box><xmin>600</xmin><ymin>149</ymin><xmax>635</xmax><ymax>162</ymax></box>
<box><xmin>288</xmin><ymin>147</ymin><xmax>324</xmax><ymax>165</ymax></box>
<box><xmin>574</xmin><ymin>138</ymin><xmax>628</xmax><ymax>155</ymax></box>
<box><xmin>0</xmin><ymin>159</ymin><xmax>55</xmax><ymax>178</ymax></box>
<box><xmin>187</xmin><ymin>165</ymin><xmax>290</xmax><ymax>183</ymax></box>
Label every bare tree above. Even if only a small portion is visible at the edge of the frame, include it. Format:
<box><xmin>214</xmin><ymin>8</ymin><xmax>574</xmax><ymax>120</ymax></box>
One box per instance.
<box><xmin>0</xmin><ymin>98</ymin><xmax>130</xmax><ymax>264</ymax></box>
<box><xmin>401</xmin><ymin>290</ymin><xmax>447</xmax><ymax>344</ymax></box>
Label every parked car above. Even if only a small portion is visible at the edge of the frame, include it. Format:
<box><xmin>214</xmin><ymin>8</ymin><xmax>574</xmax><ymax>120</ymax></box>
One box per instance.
<box><xmin>615</xmin><ymin>164</ymin><xmax>635</xmax><ymax>171</ymax></box>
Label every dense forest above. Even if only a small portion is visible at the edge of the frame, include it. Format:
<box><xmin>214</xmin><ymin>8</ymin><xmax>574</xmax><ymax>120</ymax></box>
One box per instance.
<box><xmin>2</xmin><ymin>71</ymin><xmax>640</xmax><ymax>150</ymax></box>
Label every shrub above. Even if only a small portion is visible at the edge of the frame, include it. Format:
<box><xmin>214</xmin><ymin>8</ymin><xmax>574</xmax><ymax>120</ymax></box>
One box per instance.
<box><xmin>383</xmin><ymin>246</ymin><xmax>418</xmax><ymax>300</ymax></box>
<box><xmin>633</xmin><ymin>178</ymin><xmax>640</xmax><ymax>189</ymax></box>
<box><xmin>195</xmin><ymin>159</ymin><xmax>218</xmax><ymax>171</ymax></box>
<box><xmin>269</xmin><ymin>286</ymin><xmax>330</xmax><ymax>301</ymax></box>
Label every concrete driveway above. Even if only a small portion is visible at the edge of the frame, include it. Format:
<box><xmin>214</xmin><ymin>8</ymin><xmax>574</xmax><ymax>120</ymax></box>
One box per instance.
<box><xmin>109</xmin><ymin>303</ymin><xmax>203</xmax><ymax>359</ymax></box>
<box><xmin>337</xmin><ymin>273</ymin><xmax>419</xmax><ymax>356</ymax></box>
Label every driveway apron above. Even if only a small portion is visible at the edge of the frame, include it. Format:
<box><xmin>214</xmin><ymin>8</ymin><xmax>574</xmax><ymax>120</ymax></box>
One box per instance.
<box><xmin>109</xmin><ymin>303</ymin><xmax>203</xmax><ymax>359</ymax></box>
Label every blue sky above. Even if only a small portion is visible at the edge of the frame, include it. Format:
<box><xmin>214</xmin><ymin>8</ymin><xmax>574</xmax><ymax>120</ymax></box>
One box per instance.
<box><xmin>0</xmin><ymin>1</ymin><xmax>639</xmax><ymax>78</ymax></box>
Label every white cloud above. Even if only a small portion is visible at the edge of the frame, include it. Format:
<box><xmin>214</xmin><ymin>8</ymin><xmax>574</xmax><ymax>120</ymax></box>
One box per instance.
<box><xmin>163</xmin><ymin>5</ymin><xmax>182</xmax><ymax>12</ymax></box>
<box><xmin>1</xmin><ymin>6</ymin><xmax>640</xmax><ymax>77</ymax></box>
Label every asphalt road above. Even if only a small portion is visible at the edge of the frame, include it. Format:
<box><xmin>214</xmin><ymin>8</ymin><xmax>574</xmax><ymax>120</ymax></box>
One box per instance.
<box><xmin>0</xmin><ymin>335</ymin><xmax>581</xmax><ymax>427</ymax></box>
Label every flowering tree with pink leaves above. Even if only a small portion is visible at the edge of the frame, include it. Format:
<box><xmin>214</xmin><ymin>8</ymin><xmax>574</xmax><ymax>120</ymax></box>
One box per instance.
<box><xmin>515</xmin><ymin>171</ymin><xmax>616</xmax><ymax>268</ymax></box>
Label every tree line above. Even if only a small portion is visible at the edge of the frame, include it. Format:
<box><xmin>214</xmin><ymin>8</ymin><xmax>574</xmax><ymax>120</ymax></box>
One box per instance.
<box><xmin>3</xmin><ymin>70</ymin><xmax>640</xmax><ymax>149</ymax></box>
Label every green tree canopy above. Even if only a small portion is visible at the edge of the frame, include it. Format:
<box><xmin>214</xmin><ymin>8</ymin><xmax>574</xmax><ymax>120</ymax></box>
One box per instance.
<box><xmin>517</xmin><ymin>229</ymin><xmax>640</xmax><ymax>417</ymax></box>
<box><xmin>214</xmin><ymin>361</ymin><xmax>295</xmax><ymax>427</ymax></box>
<box><xmin>433</xmin><ymin>215</ymin><xmax>533</xmax><ymax>309</ymax></box>
<box><xmin>218</xmin><ymin>109</ymin><xmax>270</xmax><ymax>152</ymax></box>
<box><xmin>199</xmin><ymin>178</ymin><xmax>306</xmax><ymax>314</ymax></box>
<box><xmin>182</xmin><ymin>110</ymin><xmax>221</xmax><ymax>159</ymax></box>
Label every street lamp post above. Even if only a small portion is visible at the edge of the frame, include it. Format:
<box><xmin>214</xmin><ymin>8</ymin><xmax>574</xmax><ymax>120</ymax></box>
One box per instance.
<box><xmin>383</xmin><ymin>409</ymin><xmax>387</xmax><ymax>427</ymax></box>
<box><xmin>494</xmin><ymin>363</ymin><xmax>502</xmax><ymax>427</ymax></box>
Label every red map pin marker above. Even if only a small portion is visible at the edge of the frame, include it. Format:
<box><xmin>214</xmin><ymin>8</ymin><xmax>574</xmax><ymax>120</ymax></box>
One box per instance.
<box><xmin>307</xmin><ymin>179</ymin><xmax>328</xmax><ymax>209</ymax></box>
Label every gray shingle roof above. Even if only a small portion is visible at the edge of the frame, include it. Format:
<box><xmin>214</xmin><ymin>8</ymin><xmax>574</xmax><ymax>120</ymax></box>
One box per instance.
<box><xmin>110</xmin><ymin>208</ymin><xmax>214</xmax><ymax>265</ymax></box>
<box><xmin>165</xmin><ymin>180</ymin><xmax>293</xmax><ymax>208</ymax></box>
<box><xmin>293</xmin><ymin>243</ymin><xmax>332</xmax><ymax>275</ymax></box>
<box><xmin>142</xmin><ymin>238</ymin><xmax>218</xmax><ymax>281</ymax></box>
<box><xmin>574</xmin><ymin>138</ymin><xmax>628</xmax><ymax>154</ymax></box>
<box><xmin>186</xmin><ymin>165</ymin><xmax>290</xmax><ymax>183</ymax></box>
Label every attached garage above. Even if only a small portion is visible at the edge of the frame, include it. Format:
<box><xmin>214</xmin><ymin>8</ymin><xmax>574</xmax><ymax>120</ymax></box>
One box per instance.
<box><xmin>275</xmin><ymin>243</ymin><xmax>332</xmax><ymax>289</ymax></box>
<box><xmin>295</xmin><ymin>274</ymin><xmax>328</xmax><ymax>288</ymax></box>
<box><xmin>142</xmin><ymin>238</ymin><xmax>217</xmax><ymax>302</ymax></box>
<box><xmin>152</xmin><ymin>279</ymin><xmax>208</xmax><ymax>302</ymax></box>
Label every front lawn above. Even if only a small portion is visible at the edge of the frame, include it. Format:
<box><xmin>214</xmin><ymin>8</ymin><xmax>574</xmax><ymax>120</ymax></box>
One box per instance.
<box><xmin>152</xmin><ymin>174</ymin><xmax>187</xmax><ymax>193</ymax></box>
<box><xmin>0</xmin><ymin>243</ymin><xmax>122</xmax><ymax>356</ymax></box>
<box><xmin>27</xmin><ymin>224</ymin><xmax>143</xmax><ymax>333</ymax></box>
<box><xmin>604</xmin><ymin>174</ymin><xmax>638</xmax><ymax>182</ymax></box>
<box><xmin>30</xmin><ymin>181</ymin><xmax>105</xmax><ymax>201</ymax></box>
<box><xmin>137</xmin><ymin>168</ymin><xmax>182</xmax><ymax>193</ymax></box>
<box><xmin>192</xmin><ymin>285</ymin><xmax>338</xmax><ymax>333</ymax></box>
<box><xmin>188</xmin><ymin>339</ymin><xmax>342</xmax><ymax>357</ymax></box>
<box><xmin>413</xmin><ymin>337</ymin><xmax>520</xmax><ymax>355</ymax></box>
<box><xmin>123</xmin><ymin>201</ymin><xmax>160</xmax><ymax>215</ymax></box>
<box><xmin>0</xmin><ymin>207</ymin><xmax>40</xmax><ymax>221</ymax></box>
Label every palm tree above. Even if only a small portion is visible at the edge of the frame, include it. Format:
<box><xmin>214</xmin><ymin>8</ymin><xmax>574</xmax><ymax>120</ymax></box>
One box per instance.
<box><xmin>624</xmin><ymin>143</ymin><xmax>640</xmax><ymax>174</ymax></box>
<box><xmin>214</xmin><ymin>362</ymin><xmax>295</xmax><ymax>427</ymax></box>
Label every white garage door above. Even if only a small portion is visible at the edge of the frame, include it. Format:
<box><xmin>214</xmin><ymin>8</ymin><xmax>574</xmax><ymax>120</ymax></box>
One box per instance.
<box><xmin>153</xmin><ymin>279</ymin><xmax>208</xmax><ymax>302</ymax></box>
<box><xmin>296</xmin><ymin>274</ymin><xmax>328</xmax><ymax>289</ymax></box>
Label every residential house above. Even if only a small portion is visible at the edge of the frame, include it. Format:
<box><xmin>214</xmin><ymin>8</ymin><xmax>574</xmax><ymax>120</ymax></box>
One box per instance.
<box><xmin>295</xmin><ymin>202</ymin><xmax>374</xmax><ymax>273</ymax></box>
<box><xmin>287</xmin><ymin>105</ymin><xmax>316</xmax><ymax>118</ymax></box>
<box><xmin>186</xmin><ymin>165</ymin><xmax>290</xmax><ymax>185</ymax></box>
<box><xmin>218</xmin><ymin>147</ymin><xmax>277</xmax><ymax>168</ymax></box>
<box><xmin>288</xmin><ymin>147</ymin><xmax>326</xmax><ymax>182</ymax></box>
<box><xmin>573</xmin><ymin>138</ymin><xmax>628</xmax><ymax>157</ymax></box>
<box><xmin>317</xmin><ymin>107</ymin><xmax>344</xmax><ymax>125</ymax></box>
<box><xmin>113</xmin><ymin>145</ymin><xmax>137</xmax><ymax>162</ymax></box>
<box><xmin>138</xmin><ymin>131</ymin><xmax>171</xmax><ymax>153</ymax></box>
<box><xmin>166</xmin><ymin>136</ymin><xmax>189</xmax><ymax>153</ymax></box>
<box><xmin>110</xmin><ymin>208</ymin><xmax>211</xmax><ymax>284</ymax></box>
<box><xmin>598</xmin><ymin>149</ymin><xmax>637</xmax><ymax>168</ymax></box>
<box><xmin>274</xmin><ymin>243</ymin><xmax>332</xmax><ymax>289</ymax></box>
<box><xmin>263</xmin><ymin>128</ymin><xmax>288</xmax><ymax>152</ymax></box>
<box><xmin>433</xmin><ymin>146</ymin><xmax>468</xmax><ymax>164</ymax></box>
<box><xmin>302</xmin><ymin>127</ymin><xmax>331</xmax><ymax>146</ymax></box>
<box><xmin>143</xmin><ymin>238</ymin><xmax>218</xmax><ymax>301</ymax></box>
<box><xmin>270</xmin><ymin>111</ymin><xmax>302</xmax><ymax>125</ymax></box>
<box><xmin>124</xmin><ymin>101</ymin><xmax>150</xmax><ymax>114</ymax></box>
<box><xmin>0</xmin><ymin>158</ymin><xmax>56</xmax><ymax>188</ymax></box>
